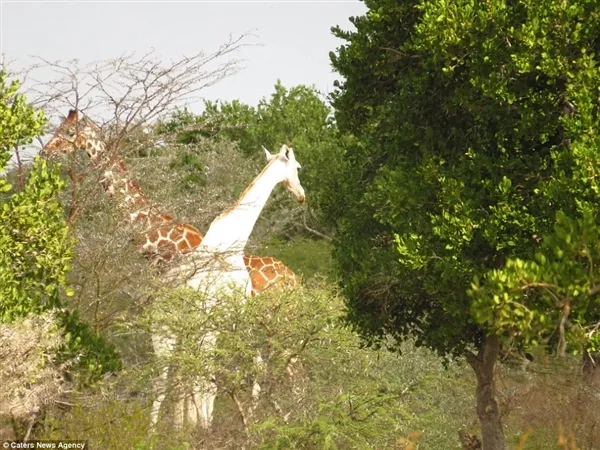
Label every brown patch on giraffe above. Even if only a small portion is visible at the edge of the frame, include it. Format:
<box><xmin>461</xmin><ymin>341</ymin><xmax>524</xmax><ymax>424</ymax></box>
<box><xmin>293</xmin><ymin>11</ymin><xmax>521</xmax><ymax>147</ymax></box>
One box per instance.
<box><xmin>146</xmin><ymin>229</ymin><xmax>161</xmax><ymax>243</ymax></box>
<box><xmin>249</xmin><ymin>271</ymin><xmax>268</xmax><ymax>294</ymax></box>
<box><xmin>175</xmin><ymin>240</ymin><xmax>190</xmax><ymax>252</ymax></box>
<box><xmin>167</xmin><ymin>226</ymin><xmax>184</xmax><ymax>242</ymax></box>
<box><xmin>264</xmin><ymin>267</ymin><xmax>279</xmax><ymax>281</ymax></box>
<box><xmin>135</xmin><ymin>211</ymin><xmax>150</xmax><ymax>224</ymax></box>
<box><xmin>156</xmin><ymin>213</ymin><xmax>174</xmax><ymax>222</ymax></box>
<box><xmin>185</xmin><ymin>227</ymin><xmax>202</xmax><ymax>248</ymax></box>
<box><xmin>157</xmin><ymin>238</ymin><xmax>177</xmax><ymax>254</ymax></box>
<box><xmin>183</xmin><ymin>223</ymin><xmax>200</xmax><ymax>232</ymax></box>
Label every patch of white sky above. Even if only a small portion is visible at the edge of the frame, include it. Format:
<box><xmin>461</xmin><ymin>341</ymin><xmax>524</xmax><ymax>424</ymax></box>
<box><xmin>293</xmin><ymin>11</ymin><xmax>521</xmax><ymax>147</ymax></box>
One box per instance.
<box><xmin>1</xmin><ymin>0</ymin><xmax>367</xmax><ymax>162</ymax></box>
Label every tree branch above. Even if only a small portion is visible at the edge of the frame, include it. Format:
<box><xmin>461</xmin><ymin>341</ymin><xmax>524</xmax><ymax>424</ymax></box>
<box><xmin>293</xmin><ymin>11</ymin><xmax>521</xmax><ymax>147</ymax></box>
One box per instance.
<box><xmin>302</xmin><ymin>208</ymin><xmax>332</xmax><ymax>241</ymax></box>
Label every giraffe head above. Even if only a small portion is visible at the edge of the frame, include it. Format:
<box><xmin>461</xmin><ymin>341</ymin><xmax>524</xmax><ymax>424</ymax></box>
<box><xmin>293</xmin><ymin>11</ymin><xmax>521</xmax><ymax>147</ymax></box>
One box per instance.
<box><xmin>262</xmin><ymin>144</ymin><xmax>306</xmax><ymax>203</ymax></box>
<box><xmin>41</xmin><ymin>109</ymin><xmax>106</xmax><ymax>162</ymax></box>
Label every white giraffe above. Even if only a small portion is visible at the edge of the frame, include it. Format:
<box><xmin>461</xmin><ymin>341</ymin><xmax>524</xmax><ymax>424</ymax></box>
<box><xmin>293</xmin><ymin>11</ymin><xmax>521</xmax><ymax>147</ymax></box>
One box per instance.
<box><xmin>150</xmin><ymin>144</ymin><xmax>305</xmax><ymax>430</ymax></box>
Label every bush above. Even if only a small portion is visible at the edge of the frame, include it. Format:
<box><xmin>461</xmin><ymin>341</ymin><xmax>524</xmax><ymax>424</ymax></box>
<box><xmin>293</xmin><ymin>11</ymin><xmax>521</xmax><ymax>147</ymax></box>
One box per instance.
<box><xmin>137</xmin><ymin>282</ymin><xmax>474</xmax><ymax>449</ymax></box>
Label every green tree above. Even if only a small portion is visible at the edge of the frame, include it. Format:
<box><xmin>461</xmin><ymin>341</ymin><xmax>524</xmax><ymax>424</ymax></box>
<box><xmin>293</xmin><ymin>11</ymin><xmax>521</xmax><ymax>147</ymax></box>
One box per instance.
<box><xmin>157</xmin><ymin>82</ymin><xmax>344</xmax><ymax>231</ymax></box>
<box><xmin>160</xmin><ymin>81</ymin><xmax>331</xmax><ymax>153</ymax></box>
<box><xmin>329</xmin><ymin>1</ymin><xmax>600</xmax><ymax>448</ymax></box>
<box><xmin>0</xmin><ymin>70</ymin><xmax>69</xmax><ymax>316</ymax></box>
<box><xmin>0</xmin><ymin>70</ymin><xmax>120</xmax><ymax>382</ymax></box>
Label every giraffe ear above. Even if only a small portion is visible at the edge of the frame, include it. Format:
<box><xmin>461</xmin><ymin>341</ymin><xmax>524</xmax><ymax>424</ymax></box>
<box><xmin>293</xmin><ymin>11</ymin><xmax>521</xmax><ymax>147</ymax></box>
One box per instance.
<box><xmin>66</xmin><ymin>110</ymin><xmax>78</xmax><ymax>121</ymax></box>
<box><xmin>262</xmin><ymin>145</ymin><xmax>275</xmax><ymax>162</ymax></box>
<box><xmin>279</xmin><ymin>144</ymin><xmax>294</xmax><ymax>161</ymax></box>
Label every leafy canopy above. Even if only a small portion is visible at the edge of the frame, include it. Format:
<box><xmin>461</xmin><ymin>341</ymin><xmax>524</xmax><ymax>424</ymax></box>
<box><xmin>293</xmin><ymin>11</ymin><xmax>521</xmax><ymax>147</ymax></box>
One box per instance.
<box><xmin>329</xmin><ymin>0</ymin><xmax>600</xmax><ymax>356</ymax></box>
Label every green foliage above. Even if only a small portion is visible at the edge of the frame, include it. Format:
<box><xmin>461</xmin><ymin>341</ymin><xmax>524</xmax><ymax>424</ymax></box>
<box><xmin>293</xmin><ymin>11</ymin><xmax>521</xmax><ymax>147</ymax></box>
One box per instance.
<box><xmin>0</xmin><ymin>70</ymin><xmax>46</xmax><ymax>192</ymax></box>
<box><xmin>0</xmin><ymin>69</ymin><xmax>68</xmax><ymax>320</ymax></box>
<box><xmin>157</xmin><ymin>81</ymin><xmax>345</xmax><ymax>230</ymax></box>
<box><xmin>0</xmin><ymin>69</ymin><xmax>120</xmax><ymax>382</ymax></box>
<box><xmin>257</xmin><ymin>236</ymin><xmax>334</xmax><ymax>280</ymax></box>
<box><xmin>0</xmin><ymin>158</ymin><xmax>72</xmax><ymax>320</ymax></box>
<box><xmin>329</xmin><ymin>0</ymin><xmax>600</xmax><ymax>358</ymax></box>
<box><xmin>468</xmin><ymin>208</ymin><xmax>600</xmax><ymax>349</ymax></box>
<box><xmin>168</xmin><ymin>146</ymin><xmax>208</xmax><ymax>188</ymax></box>
<box><xmin>160</xmin><ymin>82</ymin><xmax>332</xmax><ymax>155</ymax></box>
<box><xmin>41</xmin><ymin>399</ymin><xmax>150</xmax><ymax>449</ymax></box>
<box><xmin>140</xmin><ymin>282</ymin><xmax>472</xmax><ymax>449</ymax></box>
<box><xmin>57</xmin><ymin>309</ymin><xmax>122</xmax><ymax>382</ymax></box>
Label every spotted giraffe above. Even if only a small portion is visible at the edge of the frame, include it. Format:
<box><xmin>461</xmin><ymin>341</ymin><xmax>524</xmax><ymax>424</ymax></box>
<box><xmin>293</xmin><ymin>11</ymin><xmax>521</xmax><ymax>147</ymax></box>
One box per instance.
<box><xmin>40</xmin><ymin>110</ymin><xmax>297</xmax><ymax>295</ymax></box>
<box><xmin>155</xmin><ymin>144</ymin><xmax>305</xmax><ymax>429</ymax></box>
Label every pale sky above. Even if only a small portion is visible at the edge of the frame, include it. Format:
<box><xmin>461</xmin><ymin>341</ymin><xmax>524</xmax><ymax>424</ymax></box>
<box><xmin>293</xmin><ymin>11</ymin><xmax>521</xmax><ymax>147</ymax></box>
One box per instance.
<box><xmin>1</xmin><ymin>0</ymin><xmax>367</xmax><ymax>163</ymax></box>
<box><xmin>1</xmin><ymin>0</ymin><xmax>366</xmax><ymax>108</ymax></box>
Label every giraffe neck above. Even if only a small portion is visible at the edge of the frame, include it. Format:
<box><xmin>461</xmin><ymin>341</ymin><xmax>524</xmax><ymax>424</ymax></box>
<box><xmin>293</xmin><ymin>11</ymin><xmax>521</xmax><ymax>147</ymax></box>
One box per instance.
<box><xmin>80</xmin><ymin>135</ymin><xmax>161</xmax><ymax>229</ymax></box>
<box><xmin>198</xmin><ymin>160</ymin><xmax>281</xmax><ymax>254</ymax></box>
<box><xmin>82</xmin><ymin>135</ymin><xmax>108</xmax><ymax>167</ymax></box>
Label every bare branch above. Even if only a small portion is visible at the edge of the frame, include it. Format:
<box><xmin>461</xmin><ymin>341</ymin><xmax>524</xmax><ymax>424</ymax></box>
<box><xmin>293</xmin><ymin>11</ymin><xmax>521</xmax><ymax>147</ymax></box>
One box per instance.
<box><xmin>557</xmin><ymin>299</ymin><xmax>571</xmax><ymax>358</ymax></box>
<box><xmin>228</xmin><ymin>389</ymin><xmax>249</xmax><ymax>432</ymax></box>
<box><xmin>18</xmin><ymin>32</ymin><xmax>254</xmax><ymax>152</ymax></box>
<box><xmin>302</xmin><ymin>208</ymin><xmax>333</xmax><ymax>241</ymax></box>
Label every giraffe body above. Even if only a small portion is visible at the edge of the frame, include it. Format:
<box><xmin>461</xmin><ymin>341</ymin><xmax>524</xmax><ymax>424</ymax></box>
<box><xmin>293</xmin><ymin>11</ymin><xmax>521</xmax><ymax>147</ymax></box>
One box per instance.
<box><xmin>156</xmin><ymin>144</ymin><xmax>305</xmax><ymax>429</ymax></box>
<box><xmin>42</xmin><ymin>112</ymin><xmax>302</xmax><ymax>430</ymax></box>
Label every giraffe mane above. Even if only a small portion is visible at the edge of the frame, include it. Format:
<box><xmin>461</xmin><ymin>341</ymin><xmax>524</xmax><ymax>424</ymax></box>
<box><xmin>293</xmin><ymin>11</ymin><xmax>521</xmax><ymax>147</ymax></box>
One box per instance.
<box><xmin>214</xmin><ymin>155</ymin><xmax>279</xmax><ymax>221</ymax></box>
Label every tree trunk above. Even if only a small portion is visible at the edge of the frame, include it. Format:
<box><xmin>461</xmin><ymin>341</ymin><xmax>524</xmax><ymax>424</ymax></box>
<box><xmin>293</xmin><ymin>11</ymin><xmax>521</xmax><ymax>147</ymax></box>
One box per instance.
<box><xmin>466</xmin><ymin>335</ymin><xmax>506</xmax><ymax>450</ymax></box>
<box><xmin>583</xmin><ymin>350</ymin><xmax>600</xmax><ymax>389</ymax></box>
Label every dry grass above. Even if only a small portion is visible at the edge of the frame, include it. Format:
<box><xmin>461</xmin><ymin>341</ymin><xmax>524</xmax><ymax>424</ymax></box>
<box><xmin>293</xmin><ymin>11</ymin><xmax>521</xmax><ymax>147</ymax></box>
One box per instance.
<box><xmin>0</xmin><ymin>311</ymin><xmax>72</xmax><ymax>440</ymax></box>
